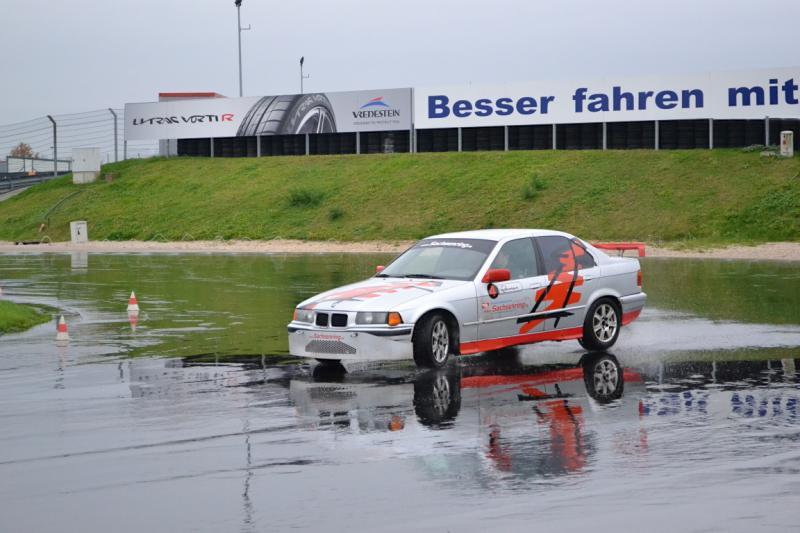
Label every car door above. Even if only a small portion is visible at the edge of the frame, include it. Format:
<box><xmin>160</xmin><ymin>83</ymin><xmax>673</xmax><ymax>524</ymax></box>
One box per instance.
<box><xmin>530</xmin><ymin>235</ymin><xmax>600</xmax><ymax>333</ymax></box>
<box><xmin>476</xmin><ymin>238</ymin><xmax>549</xmax><ymax>342</ymax></box>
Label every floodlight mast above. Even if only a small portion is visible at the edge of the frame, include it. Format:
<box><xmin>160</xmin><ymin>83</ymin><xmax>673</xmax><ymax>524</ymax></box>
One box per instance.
<box><xmin>235</xmin><ymin>0</ymin><xmax>250</xmax><ymax>97</ymax></box>
<box><xmin>300</xmin><ymin>56</ymin><xmax>310</xmax><ymax>94</ymax></box>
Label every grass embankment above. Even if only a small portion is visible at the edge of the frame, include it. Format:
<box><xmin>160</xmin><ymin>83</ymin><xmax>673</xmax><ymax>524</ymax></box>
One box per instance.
<box><xmin>0</xmin><ymin>150</ymin><xmax>797</xmax><ymax>244</ymax></box>
<box><xmin>0</xmin><ymin>300</ymin><xmax>51</xmax><ymax>334</ymax></box>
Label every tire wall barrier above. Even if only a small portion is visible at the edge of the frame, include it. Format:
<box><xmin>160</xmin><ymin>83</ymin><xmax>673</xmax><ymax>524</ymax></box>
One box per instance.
<box><xmin>176</xmin><ymin>118</ymin><xmax>800</xmax><ymax>157</ymax></box>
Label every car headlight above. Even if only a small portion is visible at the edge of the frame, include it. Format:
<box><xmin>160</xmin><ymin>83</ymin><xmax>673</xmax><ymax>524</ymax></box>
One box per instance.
<box><xmin>294</xmin><ymin>308</ymin><xmax>314</xmax><ymax>323</ymax></box>
<box><xmin>356</xmin><ymin>312</ymin><xmax>403</xmax><ymax>326</ymax></box>
<box><xmin>356</xmin><ymin>312</ymin><xmax>387</xmax><ymax>325</ymax></box>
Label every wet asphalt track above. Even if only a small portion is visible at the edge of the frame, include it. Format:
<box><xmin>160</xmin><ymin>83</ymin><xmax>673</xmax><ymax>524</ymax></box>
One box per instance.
<box><xmin>1</xmin><ymin>253</ymin><xmax>799</xmax><ymax>532</ymax></box>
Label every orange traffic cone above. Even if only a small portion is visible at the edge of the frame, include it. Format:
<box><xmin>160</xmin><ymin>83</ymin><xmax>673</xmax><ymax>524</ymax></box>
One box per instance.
<box><xmin>127</xmin><ymin>291</ymin><xmax>140</xmax><ymax>312</ymax></box>
<box><xmin>56</xmin><ymin>315</ymin><xmax>69</xmax><ymax>341</ymax></box>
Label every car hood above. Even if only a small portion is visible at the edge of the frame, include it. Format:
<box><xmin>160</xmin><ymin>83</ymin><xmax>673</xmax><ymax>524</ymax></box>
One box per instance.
<box><xmin>298</xmin><ymin>277</ymin><xmax>469</xmax><ymax>312</ymax></box>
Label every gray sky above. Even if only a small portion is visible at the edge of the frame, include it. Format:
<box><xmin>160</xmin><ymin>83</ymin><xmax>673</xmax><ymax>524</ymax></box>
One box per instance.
<box><xmin>2</xmin><ymin>0</ymin><xmax>799</xmax><ymax>124</ymax></box>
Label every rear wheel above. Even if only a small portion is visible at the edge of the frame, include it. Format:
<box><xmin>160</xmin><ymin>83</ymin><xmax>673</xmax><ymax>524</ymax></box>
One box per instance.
<box><xmin>580</xmin><ymin>298</ymin><xmax>620</xmax><ymax>351</ymax></box>
<box><xmin>582</xmin><ymin>353</ymin><xmax>624</xmax><ymax>403</ymax></box>
<box><xmin>413</xmin><ymin>313</ymin><xmax>452</xmax><ymax>368</ymax></box>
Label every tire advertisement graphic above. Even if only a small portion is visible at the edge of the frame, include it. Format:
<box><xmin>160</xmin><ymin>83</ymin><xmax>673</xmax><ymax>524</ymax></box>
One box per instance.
<box><xmin>124</xmin><ymin>88</ymin><xmax>411</xmax><ymax>141</ymax></box>
<box><xmin>237</xmin><ymin>94</ymin><xmax>337</xmax><ymax>136</ymax></box>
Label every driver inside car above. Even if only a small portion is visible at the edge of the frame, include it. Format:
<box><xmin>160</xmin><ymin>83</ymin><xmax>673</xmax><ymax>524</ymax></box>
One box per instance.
<box><xmin>490</xmin><ymin>249</ymin><xmax>515</xmax><ymax>278</ymax></box>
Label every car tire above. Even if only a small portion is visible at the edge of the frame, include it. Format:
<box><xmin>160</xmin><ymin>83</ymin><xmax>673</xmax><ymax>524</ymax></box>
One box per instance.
<box><xmin>236</xmin><ymin>93</ymin><xmax>337</xmax><ymax>136</ymax></box>
<box><xmin>580</xmin><ymin>298</ymin><xmax>621</xmax><ymax>351</ymax></box>
<box><xmin>311</xmin><ymin>360</ymin><xmax>346</xmax><ymax>381</ymax></box>
<box><xmin>414</xmin><ymin>369</ymin><xmax>461</xmax><ymax>427</ymax></box>
<box><xmin>412</xmin><ymin>313</ymin><xmax>453</xmax><ymax>368</ymax></box>
<box><xmin>582</xmin><ymin>352</ymin><xmax>624</xmax><ymax>403</ymax></box>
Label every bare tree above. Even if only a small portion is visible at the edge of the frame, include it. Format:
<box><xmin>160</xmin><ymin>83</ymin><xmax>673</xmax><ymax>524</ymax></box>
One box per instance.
<box><xmin>9</xmin><ymin>142</ymin><xmax>39</xmax><ymax>158</ymax></box>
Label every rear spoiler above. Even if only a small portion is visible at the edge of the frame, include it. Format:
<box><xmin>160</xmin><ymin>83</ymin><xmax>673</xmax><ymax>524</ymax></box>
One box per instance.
<box><xmin>592</xmin><ymin>242</ymin><xmax>646</xmax><ymax>257</ymax></box>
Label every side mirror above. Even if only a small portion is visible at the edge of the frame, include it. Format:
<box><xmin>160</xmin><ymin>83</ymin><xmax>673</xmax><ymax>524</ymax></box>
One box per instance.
<box><xmin>482</xmin><ymin>268</ymin><xmax>511</xmax><ymax>284</ymax></box>
<box><xmin>376</xmin><ymin>265</ymin><xmax>385</xmax><ymax>273</ymax></box>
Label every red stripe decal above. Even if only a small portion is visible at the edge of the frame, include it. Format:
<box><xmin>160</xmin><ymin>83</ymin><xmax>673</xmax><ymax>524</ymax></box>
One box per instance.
<box><xmin>621</xmin><ymin>309</ymin><xmax>642</xmax><ymax>326</ymax></box>
<box><xmin>460</xmin><ymin>327</ymin><xmax>583</xmax><ymax>355</ymax></box>
<box><xmin>463</xmin><ymin>368</ymin><xmax>583</xmax><ymax>388</ymax></box>
<box><xmin>462</xmin><ymin>368</ymin><xmax>642</xmax><ymax>389</ymax></box>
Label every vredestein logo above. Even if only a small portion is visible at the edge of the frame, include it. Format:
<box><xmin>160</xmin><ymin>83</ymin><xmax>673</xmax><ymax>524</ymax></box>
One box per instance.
<box><xmin>352</xmin><ymin>96</ymin><xmax>400</xmax><ymax>119</ymax></box>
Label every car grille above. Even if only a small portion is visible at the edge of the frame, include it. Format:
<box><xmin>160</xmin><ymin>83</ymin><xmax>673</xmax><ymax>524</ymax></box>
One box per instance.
<box><xmin>305</xmin><ymin>340</ymin><xmax>357</xmax><ymax>355</ymax></box>
<box><xmin>330</xmin><ymin>313</ymin><xmax>348</xmax><ymax>327</ymax></box>
<box><xmin>315</xmin><ymin>313</ymin><xmax>329</xmax><ymax>327</ymax></box>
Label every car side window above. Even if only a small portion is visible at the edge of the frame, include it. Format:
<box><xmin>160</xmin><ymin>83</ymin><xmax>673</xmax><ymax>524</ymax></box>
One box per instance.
<box><xmin>489</xmin><ymin>238</ymin><xmax>539</xmax><ymax>280</ymax></box>
<box><xmin>536</xmin><ymin>236</ymin><xmax>597</xmax><ymax>275</ymax></box>
<box><xmin>571</xmin><ymin>239</ymin><xmax>597</xmax><ymax>269</ymax></box>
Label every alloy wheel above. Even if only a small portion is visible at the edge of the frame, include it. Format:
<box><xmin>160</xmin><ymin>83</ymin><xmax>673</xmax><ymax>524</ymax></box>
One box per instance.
<box><xmin>592</xmin><ymin>303</ymin><xmax>618</xmax><ymax>342</ymax></box>
<box><xmin>593</xmin><ymin>359</ymin><xmax>620</xmax><ymax>396</ymax></box>
<box><xmin>431</xmin><ymin>321</ymin><xmax>449</xmax><ymax>364</ymax></box>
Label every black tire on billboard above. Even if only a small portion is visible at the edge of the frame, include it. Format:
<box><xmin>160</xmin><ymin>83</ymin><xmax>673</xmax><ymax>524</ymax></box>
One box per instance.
<box><xmin>236</xmin><ymin>94</ymin><xmax>337</xmax><ymax>136</ymax></box>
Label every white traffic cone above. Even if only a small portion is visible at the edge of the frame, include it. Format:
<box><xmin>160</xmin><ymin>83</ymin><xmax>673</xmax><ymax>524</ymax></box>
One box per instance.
<box><xmin>56</xmin><ymin>315</ymin><xmax>70</xmax><ymax>341</ymax></box>
<box><xmin>127</xmin><ymin>291</ymin><xmax>140</xmax><ymax>312</ymax></box>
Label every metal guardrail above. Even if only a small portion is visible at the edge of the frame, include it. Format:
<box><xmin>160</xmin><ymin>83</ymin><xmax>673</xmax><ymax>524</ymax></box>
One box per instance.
<box><xmin>0</xmin><ymin>174</ymin><xmax>64</xmax><ymax>193</ymax></box>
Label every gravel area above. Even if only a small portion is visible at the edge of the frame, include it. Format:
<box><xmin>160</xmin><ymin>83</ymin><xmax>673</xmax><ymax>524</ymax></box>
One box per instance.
<box><xmin>0</xmin><ymin>239</ymin><xmax>798</xmax><ymax>260</ymax></box>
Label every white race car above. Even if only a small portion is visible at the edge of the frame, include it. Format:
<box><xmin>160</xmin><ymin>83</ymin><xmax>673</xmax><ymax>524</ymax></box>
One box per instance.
<box><xmin>288</xmin><ymin>229</ymin><xmax>646</xmax><ymax>368</ymax></box>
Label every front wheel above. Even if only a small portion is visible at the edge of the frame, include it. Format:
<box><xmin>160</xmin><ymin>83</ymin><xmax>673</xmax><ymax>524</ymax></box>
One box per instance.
<box><xmin>413</xmin><ymin>313</ymin><xmax>453</xmax><ymax>368</ymax></box>
<box><xmin>580</xmin><ymin>298</ymin><xmax>620</xmax><ymax>351</ymax></box>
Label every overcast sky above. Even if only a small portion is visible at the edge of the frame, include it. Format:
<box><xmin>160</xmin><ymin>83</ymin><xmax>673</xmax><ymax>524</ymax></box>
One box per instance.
<box><xmin>1</xmin><ymin>0</ymin><xmax>799</xmax><ymax>124</ymax></box>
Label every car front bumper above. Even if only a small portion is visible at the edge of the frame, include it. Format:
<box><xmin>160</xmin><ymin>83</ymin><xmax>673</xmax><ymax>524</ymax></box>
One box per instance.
<box><xmin>287</xmin><ymin>323</ymin><xmax>414</xmax><ymax>361</ymax></box>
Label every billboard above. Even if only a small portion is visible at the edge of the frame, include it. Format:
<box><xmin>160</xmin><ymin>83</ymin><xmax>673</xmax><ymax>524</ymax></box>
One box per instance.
<box><xmin>124</xmin><ymin>88</ymin><xmax>411</xmax><ymax>141</ymax></box>
<box><xmin>414</xmin><ymin>67</ymin><xmax>800</xmax><ymax>128</ymax></box>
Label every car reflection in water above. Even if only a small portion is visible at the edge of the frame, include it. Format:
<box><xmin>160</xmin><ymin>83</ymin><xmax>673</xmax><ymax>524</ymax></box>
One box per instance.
<box><xmin>289</xmin><ymin>352</ymin><xmax>644</xmax><ymax>486</ymax></box>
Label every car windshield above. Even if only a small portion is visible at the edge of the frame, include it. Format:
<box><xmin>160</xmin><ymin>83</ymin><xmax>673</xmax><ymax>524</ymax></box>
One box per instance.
<box><xmin>378</xmin><ymin>239</ymin><xmax>497</xmax><ymax>281</ymax></box>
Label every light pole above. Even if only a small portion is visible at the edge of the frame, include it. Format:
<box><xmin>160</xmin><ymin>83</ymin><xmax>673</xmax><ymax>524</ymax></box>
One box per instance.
<box><xmin>300</xmin><ymin>56</ymin><xmax>309</xmax><ymax>94</ymax></box>
<box><xmin>235</xmin><ymin>0</ymin><xmax>250</xmax><ymax>97</ymax></box>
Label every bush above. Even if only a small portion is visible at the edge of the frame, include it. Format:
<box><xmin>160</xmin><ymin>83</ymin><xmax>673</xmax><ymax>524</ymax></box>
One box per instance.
<box><xmin>522</xmin><ymin>174</ymin><xmax>547</xmax><ymax>201</ymax></box>
<box><xmin>288</xmin><ymin>187</ymin><xmax>325</xmax><ymax>208</ymax></box>
<box><xmin>328</xmin><ymin>207</ymin><xmax>344</xmax><ymax>221</ymax></box>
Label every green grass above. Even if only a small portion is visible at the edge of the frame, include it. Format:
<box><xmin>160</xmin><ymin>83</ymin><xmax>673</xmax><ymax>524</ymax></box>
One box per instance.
<box><xmin>0</xmin><ymin>300</ymin><xmax>51</xmax><ymax>334</ymax></box>
<box><xmin>0</xmin><ymin>150</ymin><xmax>798</xmax><ymax>245</ymax></box>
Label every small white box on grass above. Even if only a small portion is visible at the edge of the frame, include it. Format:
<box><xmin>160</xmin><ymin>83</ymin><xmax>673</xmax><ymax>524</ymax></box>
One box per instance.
<box><xmin>72</xmin><ymin>147</ymin><xmax>101</xmax><ymax>184</ymax></box>
<box><xmin>70</xmin><ymin>221</ymin><xmax>88</xmax><ymax>244</ymax></box>
<box><xmin>780</xmin><ymin>131</ymin><xmax>794</xmax><ymax>157</ymax></box>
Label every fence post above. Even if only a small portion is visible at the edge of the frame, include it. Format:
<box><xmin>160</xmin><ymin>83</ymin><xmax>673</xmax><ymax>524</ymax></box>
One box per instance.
<box><xmin>654</xmin><ymin>120</ymin><xmax>660</xmax><ymax>150</ymax></box>
<box><xmin>602</xmin><ymin>122</ymin><xmax>607</xmax><ymax>150</ymax></box>
<box><xmin>108</xmin><ymin>108</ymin><xmax>118</xmax><ymax>162</ymax></box>
<box><xmin>504</xmin><ymin>125</ymin><xmax>509</xmax><ymax>151</ymax></box>
<box><xmin>765</xmin><ymin>116</ymin><xmax>770</xmax><ymax>146</ymax></box>
<box><xmin>46</xmin><ymin>115</ymin><xmax>57</xmax><ymax>179</ymax></box>
<box><xmin>356</xmin><ymin>132</ymin><xmax>361</xmax><ymax>155</ymax></box>
<box><xmin>124</xmin><ymin>140</ymin><xmax>127</xmax><ymax>160</ymax></box>
<box><xmin>210</xmin><ymin>137</ymin><xmax>215</xmax><ymax>158</ymax></box>
<box><xmin>305</xmin><ymin>134</ymin><xmax>310</xmax><ymax>156</ymax></box>
<box><xmin>709</xmin><ymin>118</ymin><xmax>714</xmax><ymax>149</ymax></box>
<box><xmin>551</xmin><ymin>124</ymin><xmax>556</xmax><ymax>150</ymax></box>
<box><xmin>256</xmin><ymin>135</ymin><xmax>261</xmax><ymax>157</ymax></box>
